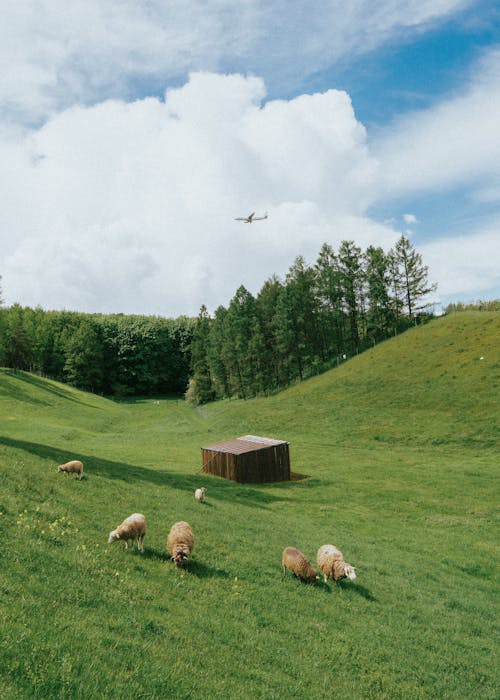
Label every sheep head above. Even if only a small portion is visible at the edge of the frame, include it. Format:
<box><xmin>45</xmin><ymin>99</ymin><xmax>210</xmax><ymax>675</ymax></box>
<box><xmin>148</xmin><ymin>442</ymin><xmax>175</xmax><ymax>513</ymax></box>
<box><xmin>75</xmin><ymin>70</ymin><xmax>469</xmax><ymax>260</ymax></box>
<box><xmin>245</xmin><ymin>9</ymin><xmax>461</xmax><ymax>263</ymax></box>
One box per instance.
<box><xmin>343</xmin><ymin>564</ymin><xmax>356</xmax><ymax>581</ymax></box>
<box><xmin>108</xmin><ymin>530</ymin><xmax>120</xmax><ymax>544</ymax></box>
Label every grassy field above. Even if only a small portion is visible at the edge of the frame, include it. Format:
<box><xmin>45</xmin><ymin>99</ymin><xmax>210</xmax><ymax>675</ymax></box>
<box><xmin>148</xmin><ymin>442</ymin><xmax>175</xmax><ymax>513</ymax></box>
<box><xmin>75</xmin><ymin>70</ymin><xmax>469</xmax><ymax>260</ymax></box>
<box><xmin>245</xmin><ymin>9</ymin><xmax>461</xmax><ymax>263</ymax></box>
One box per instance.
<box><xmin>1</xmin><ymin>311</ymin><xmax>498</xmax><ymax>699</ymax></box>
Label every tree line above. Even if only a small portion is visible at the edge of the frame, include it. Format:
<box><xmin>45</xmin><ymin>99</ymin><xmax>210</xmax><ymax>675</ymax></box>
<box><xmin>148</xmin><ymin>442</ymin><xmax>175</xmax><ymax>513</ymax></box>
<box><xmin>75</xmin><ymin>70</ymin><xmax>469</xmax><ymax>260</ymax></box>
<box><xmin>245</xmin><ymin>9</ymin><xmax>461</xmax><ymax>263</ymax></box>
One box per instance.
<box><xmin>188</xmin><ymin>234</ymin><xmax>436</xmax><ymax>403</ymax></box>
<box><xmin>0</xmin><ymin>305</ymin><xmax>195</xmax><ymax>396</ymax></box>
<box><xmin>0</xmin><ymin>234</ymin><xmax>436</xmax><ymax>399</ymax></box>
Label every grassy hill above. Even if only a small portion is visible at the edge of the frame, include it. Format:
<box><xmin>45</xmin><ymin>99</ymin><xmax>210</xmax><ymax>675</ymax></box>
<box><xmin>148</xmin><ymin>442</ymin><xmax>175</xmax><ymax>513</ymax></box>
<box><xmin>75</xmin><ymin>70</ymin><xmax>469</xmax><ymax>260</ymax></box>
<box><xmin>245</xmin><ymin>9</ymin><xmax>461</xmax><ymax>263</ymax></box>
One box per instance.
<box><xmin>1</xmin><ymin>311</ymin><xmax>498</xmax><ymax>699</ymax></box>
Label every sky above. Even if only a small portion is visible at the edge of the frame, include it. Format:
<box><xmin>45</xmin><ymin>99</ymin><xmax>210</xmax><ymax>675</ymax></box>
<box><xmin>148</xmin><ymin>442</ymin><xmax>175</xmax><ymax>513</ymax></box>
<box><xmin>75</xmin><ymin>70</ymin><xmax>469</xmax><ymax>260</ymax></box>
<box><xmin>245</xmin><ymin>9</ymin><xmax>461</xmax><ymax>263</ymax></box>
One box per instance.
<box><xmin>1</xmin><ymin>0</ymin><xmax>499</xmax><ymax>317</ymax></box>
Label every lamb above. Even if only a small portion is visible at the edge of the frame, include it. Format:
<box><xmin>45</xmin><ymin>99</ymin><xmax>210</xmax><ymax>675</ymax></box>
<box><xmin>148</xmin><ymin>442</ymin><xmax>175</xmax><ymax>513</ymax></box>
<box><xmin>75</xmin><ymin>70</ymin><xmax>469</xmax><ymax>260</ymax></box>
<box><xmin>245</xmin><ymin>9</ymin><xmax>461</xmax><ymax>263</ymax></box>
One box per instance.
<box><xmin>194</xmin><ymin>487</ymin><xmax>207</xmax><ymax>503</ymax></box>
<box><xmin>167</xmin><ymin>521</ymin><xmax>194</xmax><ymax>567</ymax></box>
<box><xmin>282</xmin><ymin>547</ymin><xmax>319</xmax><ymax>583</ymax></box>
<box><xmin>316</xmin><ymin>544</ymin><xmax>356</xmax><ymax>583</ymax></box>
<box><xmin>57</xmin><ymin>460</ymin><xmax>84</xmax><ymax>480</ymax></box>
<box><xmin>108</xmin><ymin>513</ymin><xmax>146</xmax><ymax>552</ymax></box>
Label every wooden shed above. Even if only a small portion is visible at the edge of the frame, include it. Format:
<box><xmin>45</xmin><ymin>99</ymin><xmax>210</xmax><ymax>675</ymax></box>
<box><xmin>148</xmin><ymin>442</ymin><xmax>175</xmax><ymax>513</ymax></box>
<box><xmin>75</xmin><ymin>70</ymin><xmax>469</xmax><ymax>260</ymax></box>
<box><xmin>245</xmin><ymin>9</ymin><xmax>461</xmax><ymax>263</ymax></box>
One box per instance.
<box><xmin>201</xmin><ymin>435</ymin><xmax>290</xmax><ymax>483</ymax></box>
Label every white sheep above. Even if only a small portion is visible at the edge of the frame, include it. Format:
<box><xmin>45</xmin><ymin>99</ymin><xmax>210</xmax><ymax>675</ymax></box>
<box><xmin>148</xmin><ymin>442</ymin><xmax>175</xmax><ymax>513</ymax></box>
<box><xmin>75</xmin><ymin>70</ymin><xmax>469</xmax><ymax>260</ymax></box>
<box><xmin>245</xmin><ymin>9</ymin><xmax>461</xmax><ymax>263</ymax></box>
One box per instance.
<box><xmin>316</xmin><ymin>544</ymin><xmax>356</xmax><ymax>583</ymax></box>
<box><xmin>194</xmin><ymin>487</ymin><xmax>207</xmax><ymax>503</ymax></box>
<box><xmin>282</xmin><ymin>547</ymin><xmax>319</xmax><ymax>583</ymax></box>
<box><xmin>167</xmin><ymin>521</ymin><xmax>194</xmax><ymax>567</ymax></box>
<box><xmin>57</xmin><ymin>460</ymin><xmax>84</xmax><ymax>480</ymax></box>
<box><xmin>108</xmin><ymin>513</ymin><xmax>146</xmax><ymax>552</ymax></box>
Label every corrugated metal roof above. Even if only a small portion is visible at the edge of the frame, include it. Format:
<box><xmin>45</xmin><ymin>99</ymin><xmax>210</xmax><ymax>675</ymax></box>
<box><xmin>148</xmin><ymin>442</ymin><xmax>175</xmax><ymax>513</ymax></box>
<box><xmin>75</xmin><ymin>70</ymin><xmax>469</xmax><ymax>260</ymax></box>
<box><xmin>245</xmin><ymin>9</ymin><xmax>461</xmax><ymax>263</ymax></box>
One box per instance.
<box><xmin>202</xmin><ymin>434</ymin><xmax>288</xmax><ymax>455</ymax></box>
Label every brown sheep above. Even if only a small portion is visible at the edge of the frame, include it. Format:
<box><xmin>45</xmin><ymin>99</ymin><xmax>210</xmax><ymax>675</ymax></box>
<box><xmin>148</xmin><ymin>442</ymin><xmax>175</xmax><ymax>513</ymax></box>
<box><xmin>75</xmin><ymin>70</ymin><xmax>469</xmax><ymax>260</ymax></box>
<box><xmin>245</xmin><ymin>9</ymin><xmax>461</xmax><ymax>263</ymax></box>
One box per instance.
<box><xmin>108</xmin><ymin>513</ymin><xmax>146</xmax><ymax>552</ymax></box>
<box><xmin>282</xmin><ymin>547</ymin><xmax>319</xmax><ymax>583</ymax></box>
<box><xmin>167</xmin><ymin>521</ymin><xmax>194</xmax><ymax>567</ymax></box>
<box><xmin>316</xmin><ymin>544</ymin><xmax>356</xmax><ymax>583</ymax></box>
<box><xmin>57</xmin><ymin>460</ymin><xmax>84</xmax><ymax>480</ymax></box>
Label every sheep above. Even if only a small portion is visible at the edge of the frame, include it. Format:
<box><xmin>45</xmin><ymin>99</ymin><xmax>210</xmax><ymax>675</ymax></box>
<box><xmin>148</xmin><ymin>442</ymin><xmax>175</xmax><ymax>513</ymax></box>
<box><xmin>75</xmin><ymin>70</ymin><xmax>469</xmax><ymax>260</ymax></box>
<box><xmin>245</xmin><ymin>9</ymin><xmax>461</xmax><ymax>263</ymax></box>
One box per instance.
<box><xmin>167</xmin><ymin>521</ymin><xmax>194</xmax><ymax>567</ymax></box>
<box><xmin>282</xmin><ymin>547</ymin><xmax>319</xmax><ymax>583</ymax></box>
<box><xmin>108</xmin><ymin>513</ymin><xmax>146</xmax><ymax>552</ymax></box>
<box><xmin>194</xmin><ymin>487</ymin><xmax>207</xmax><ymax>503</ymax></box>
<box><xmin>57</xmin><ymin>460</ymin><xmax>84</xmax><ymax>480</ymax></box>
<box><xmin>316</xmin><ymin>544</ymin><xmax>356</xmax><ymax>583</ymax></box>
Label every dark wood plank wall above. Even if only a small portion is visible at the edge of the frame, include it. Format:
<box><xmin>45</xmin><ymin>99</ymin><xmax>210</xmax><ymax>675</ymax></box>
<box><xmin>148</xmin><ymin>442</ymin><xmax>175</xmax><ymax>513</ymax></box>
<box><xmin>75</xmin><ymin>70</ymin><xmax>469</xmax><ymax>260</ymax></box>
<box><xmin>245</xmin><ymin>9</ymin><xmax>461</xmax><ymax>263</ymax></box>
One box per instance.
<box><xmin>202</xmin><ymin>444</ymin><xmax>290</xmax><ymax>483</ymax></box>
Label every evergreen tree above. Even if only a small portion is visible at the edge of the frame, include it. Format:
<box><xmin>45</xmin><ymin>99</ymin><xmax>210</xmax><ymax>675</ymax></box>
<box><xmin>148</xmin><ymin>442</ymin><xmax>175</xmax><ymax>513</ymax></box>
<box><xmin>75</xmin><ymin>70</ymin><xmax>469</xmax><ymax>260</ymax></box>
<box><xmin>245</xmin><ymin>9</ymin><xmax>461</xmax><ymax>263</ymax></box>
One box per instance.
<box><xmin>393</xmin><ymin>235</ymin><xmax>437</xmax><ymax>320</ymax></box>
<box><xmin>315</xmin><ymin>243</ymin><xmax>346</xmax><ymax>358</ymax></box>
<box><xmin>207</xmin><ymin>305</ymin><xmax>230</xmax><ymax>398</ymax></box>
<box><xmin>364</xmin><ymin>245</ymin><xmax>394</xmax><ymax>341</ymax></box>
<box><xmin>274</xmin><ymin>256</ymin><xmax>321</xmax><ymax>381</ymax></box>
<box><xmin>224</xmin><ymin>286</ymin><xmax>260</xmax><ymax>399</ymax></box>
<box><xmin>337</xmin><ymin>241</ymin><xmax>363</xmax><ymax>353</ymax></box>
<box><xmin>256</xmin><ymin>275</ymin><xmax>285</xmax><ymax>389</ymax></box>
<box><xmin>189</xmin><ymin>305</ymin><xmax>215</xmax><ymax>404</ymax></box>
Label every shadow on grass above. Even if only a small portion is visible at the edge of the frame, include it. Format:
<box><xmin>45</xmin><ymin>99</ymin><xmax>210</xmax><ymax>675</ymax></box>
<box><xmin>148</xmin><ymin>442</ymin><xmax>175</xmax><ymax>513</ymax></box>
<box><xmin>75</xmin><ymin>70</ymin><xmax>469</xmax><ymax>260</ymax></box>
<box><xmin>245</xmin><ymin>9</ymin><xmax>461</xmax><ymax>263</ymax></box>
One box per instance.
<box><xmin>0</xmin><ymin>370</ymin><xmax>102</xmax><ymax>409</ymax></box>
<box><xmin>141</xmin><ymin>547</ymin><xmax>171</xmax><ymax>563</ymax></box>
<box><xmin>0</xmin><ymin>436</ymin><xmax>290</xmax><ymax>510</ymax></box>
<box><xmin>338</xmin><ymin>579</ymin><xmax>376</xmax><ymax>601</ymax></box>
<box><xmin>142</xmin><ymin>548</ymin><xmax>228</xmax><ymax>578</ymax></box>
<box><xmin>186</xmin><ymin>559</ymin><xmax>229</xmax><ymax>579</ymax></box>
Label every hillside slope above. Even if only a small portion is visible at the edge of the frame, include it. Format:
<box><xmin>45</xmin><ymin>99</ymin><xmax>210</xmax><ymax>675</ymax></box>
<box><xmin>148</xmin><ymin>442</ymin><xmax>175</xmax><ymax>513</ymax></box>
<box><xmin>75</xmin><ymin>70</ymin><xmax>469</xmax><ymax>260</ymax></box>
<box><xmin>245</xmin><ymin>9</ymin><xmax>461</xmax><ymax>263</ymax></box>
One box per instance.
<box><xmin>202</xmin><ymin>311</ymin><xmax>499</xmax><ymax>450</ymax></box>
<box><xmin>0</xmin><ymin>311</ymin><xmax>498</xmax><ymax>700</ymax></box>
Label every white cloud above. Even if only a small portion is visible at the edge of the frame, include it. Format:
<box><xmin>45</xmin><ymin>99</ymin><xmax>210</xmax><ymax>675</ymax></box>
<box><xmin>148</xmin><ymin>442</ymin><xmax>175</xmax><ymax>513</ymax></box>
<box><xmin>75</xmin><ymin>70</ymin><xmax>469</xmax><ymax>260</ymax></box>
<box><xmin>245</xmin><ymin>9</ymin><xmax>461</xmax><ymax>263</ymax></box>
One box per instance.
<box><xmin>0</xmin><ymin>0</ymin><xmax>471</xmax><ymax>125</ymax></box>
<box><xmin>403</xmin><ymin>213</ymin><xmax>418</xmax><ymax>224</ymax></box>
<box><xmin>421</xmin><ymin>223</ymin><xmax>500</xmax><ymax>302</ymax></box>
<box><xmin>0</xmin><ymin>73</ymin><xmax>399</xmax><ymax>315</ymax></box>
<box><xmin>374</xmin><ymin>49</ymin><xmax>500</xmax><ymax>196</ymax></box>
<box><xmin>2</xmin><ymin>61</ymin><xmax>498</xmax><ymax>316</ymax></box>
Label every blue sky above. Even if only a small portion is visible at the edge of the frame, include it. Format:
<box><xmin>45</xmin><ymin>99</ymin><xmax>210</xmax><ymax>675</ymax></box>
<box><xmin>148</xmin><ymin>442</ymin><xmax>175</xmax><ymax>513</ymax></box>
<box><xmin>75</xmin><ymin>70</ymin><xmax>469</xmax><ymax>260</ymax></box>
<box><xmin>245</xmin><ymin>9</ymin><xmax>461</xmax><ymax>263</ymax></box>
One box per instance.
<box><xmin>0</xmin><ymin>1</ymin><xmax>498</xmax><ymax>315</ymax></box>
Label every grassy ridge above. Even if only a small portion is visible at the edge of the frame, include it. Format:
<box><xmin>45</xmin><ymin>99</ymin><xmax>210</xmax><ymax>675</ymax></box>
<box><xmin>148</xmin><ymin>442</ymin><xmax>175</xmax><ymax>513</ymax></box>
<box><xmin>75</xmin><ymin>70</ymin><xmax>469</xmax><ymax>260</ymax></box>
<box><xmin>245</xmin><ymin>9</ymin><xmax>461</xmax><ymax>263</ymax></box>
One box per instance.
<box><xmin>1</xmin><ymin>312</ymin><xmax>499</xmax><ymax>699</ymax></box>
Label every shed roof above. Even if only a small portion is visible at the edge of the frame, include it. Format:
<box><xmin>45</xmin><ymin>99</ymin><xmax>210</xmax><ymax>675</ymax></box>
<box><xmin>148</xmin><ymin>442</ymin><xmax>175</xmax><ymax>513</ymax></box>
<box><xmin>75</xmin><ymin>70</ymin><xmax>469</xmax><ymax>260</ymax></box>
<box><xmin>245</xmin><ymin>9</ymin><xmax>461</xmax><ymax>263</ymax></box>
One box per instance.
<box><xmin>202</xmin><ymin>435</ymin><xmax>288</xmax><ymax>455</ymax></box>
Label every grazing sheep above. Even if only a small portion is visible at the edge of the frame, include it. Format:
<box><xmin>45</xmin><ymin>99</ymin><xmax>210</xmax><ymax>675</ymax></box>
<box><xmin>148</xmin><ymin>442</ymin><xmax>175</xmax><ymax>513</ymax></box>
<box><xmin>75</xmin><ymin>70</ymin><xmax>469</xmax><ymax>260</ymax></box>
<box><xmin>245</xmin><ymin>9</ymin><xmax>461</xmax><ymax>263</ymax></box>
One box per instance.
<box><xmin>57</xmin><ymin>460</ymin><xmax>84</xmax><ymax>480</ymax></box>
<box><xmin>167</xmin><ymin>521</ymin><xmax>194</xmax><ymax>567</ymax></box>
<box><xmin>316</xmin><ymin>544</ymin><xmax>356</xmax><ymax>583</ymax></box>
<box><xmin>282</xmin><ymin>547</ymin><xmax>319</xmax><ymax>583</ymax></box>
<box><xmin>108</xmin><ymin>513</ymin><xmax>146</xmax><ymax>552</ymax></box>
<box><xmin>194</xmin><ymin>487</ymin><xmax>207</xmax><ymax>503</ymax></box>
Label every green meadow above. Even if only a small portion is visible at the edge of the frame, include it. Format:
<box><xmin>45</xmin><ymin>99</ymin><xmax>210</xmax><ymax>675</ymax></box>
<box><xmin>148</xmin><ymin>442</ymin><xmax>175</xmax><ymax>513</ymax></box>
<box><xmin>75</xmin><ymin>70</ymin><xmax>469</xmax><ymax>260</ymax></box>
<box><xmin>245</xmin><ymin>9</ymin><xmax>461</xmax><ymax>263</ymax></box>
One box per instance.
<box><xmin>1</xmin><ymin>311</ymin><xmax>498</xmax><ymax>699</ymax></box>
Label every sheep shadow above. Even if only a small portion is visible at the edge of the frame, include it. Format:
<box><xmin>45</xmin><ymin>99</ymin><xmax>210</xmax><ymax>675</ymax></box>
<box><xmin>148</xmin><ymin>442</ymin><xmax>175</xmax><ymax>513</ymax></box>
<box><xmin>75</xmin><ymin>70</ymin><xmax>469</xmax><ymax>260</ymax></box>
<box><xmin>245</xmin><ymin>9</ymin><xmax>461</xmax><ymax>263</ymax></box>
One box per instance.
<box><xmin>337</xmin><ymin>579</ymin><xmax>376</xmax><ymax>601</ymax></box>
<box><xmin>186</xmin><ymin>559</ymin><xmax>229</xmax><ymax>579</ymax></box>
<box><xmin>131</xmin><ymin>547</ymin><xmax>228</xmax><ymax>579</ymax></box>
<box><xmin>141</xmin><ymin>548</ymin><xmax>171</xmax><ymax>563</ymax></box>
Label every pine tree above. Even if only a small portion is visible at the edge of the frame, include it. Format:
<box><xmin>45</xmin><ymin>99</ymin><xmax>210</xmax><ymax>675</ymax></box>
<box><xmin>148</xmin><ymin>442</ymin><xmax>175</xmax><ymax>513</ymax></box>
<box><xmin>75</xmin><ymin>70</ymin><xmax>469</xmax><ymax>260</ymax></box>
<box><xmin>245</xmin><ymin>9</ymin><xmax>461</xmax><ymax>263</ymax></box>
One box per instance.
<box><xmin>315</xmin><ymin>243</ymin><xmax>346</xmax><ymax>357</ymax></box>
<box><xmin>189</xmin><ymin>305</ymin><xmax>215</xmax><ymax>404</ymax></box>
<box><xmin>256</xmin><ymin>275</ymin><xmax>285</xmax><ymax>389</ymax></box>
<box><xmin>274</xmin><ymin>256</ymin><xmax>321</xmax><ymax>381</ymax></box>
<box><xmin>393</xmin><ymin>235</ymin><xmax>437</xmax><ymax>320</ymax></box>
<box><xmin>364</xmin><ymin>245</ymin><xmax>394</xmax><ymax>340</ymax></box>
<box><xmin>338</xmin><ymin>241</ymin><xmax>363</xmax><ymax>353</ymax></box>
<box><xmin>207</xmin><ymin>305</ymin><xmax>230</xmax><ymax>398</ymax></box>
<box><xmin>224</xmin><ymin>286</ymin><xmax>260</xmax><ymax>399</ymax></box>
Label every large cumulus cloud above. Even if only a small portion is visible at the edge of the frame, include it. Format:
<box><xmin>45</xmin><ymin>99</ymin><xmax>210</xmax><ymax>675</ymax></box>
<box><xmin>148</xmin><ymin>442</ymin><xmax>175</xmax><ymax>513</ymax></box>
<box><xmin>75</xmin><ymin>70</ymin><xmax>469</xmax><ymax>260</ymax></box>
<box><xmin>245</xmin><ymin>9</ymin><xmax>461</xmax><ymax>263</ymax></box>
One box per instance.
<box><xmin>1</xmin><ymin>72</ymin><xmax>397</xmax><ymax>315</ymax></box>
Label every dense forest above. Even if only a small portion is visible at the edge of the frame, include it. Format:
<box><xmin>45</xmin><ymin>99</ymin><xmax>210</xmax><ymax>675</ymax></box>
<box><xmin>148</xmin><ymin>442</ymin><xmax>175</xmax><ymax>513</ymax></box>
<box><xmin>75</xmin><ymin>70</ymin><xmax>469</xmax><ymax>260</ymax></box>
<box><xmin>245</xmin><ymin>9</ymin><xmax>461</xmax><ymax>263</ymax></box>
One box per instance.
<box><xmin>0</xmin><ymin>307</ymin><xmax>195</xmax><ymax>396</ymax></box>
<box><xmin>0</xmin><ymin>234</ymin><xmax>439</xmax><ymax>400</ymax></box>
<box><xmin>187</xmin><ymin>234</ymin><xmax>437</xmax><ymax>403</ymax></box>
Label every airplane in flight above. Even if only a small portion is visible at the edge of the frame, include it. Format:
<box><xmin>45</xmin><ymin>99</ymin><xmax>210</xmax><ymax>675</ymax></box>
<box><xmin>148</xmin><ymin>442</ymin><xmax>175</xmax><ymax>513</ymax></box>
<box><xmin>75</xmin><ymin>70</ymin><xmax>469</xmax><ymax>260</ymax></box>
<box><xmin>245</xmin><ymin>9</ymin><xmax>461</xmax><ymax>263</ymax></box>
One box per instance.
<box><xmin>234</xmin><ymin>212</ymin><xmax>268</xmax><ymax>223</ymax></box>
